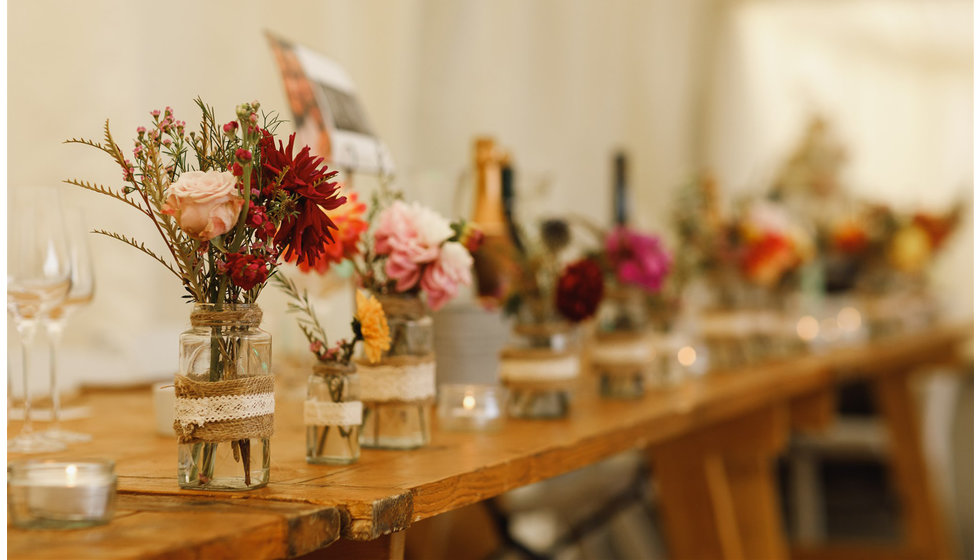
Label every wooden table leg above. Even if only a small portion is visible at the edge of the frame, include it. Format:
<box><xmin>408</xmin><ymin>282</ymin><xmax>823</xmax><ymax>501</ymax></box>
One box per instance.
<box><xmin>299</xmin><ymin>531</ymin><xmax>406</xmax><ymax>560</ymax></box>
<box><xmin>873</xmin><ymin>370</ymin><xmax>955</xmax><ymax>560</ymax></box>
<box><xmin>650</xmin><ymin>405</ymin><xmax>790</xmax><ymax>560</ymax></box>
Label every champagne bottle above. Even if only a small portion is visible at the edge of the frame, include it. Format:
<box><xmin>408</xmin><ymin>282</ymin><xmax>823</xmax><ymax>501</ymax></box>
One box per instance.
<box><xmin>471</xmin><ymin>137</ymin><xmax>516</xmax><ymax>305</ymax></box>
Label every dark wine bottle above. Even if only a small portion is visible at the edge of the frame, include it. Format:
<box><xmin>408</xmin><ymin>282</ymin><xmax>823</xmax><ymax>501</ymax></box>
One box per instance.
<box><xmin>613</xmin><ymin>151</ymin><xmax>628</xmax><ymax>226</ymax></box>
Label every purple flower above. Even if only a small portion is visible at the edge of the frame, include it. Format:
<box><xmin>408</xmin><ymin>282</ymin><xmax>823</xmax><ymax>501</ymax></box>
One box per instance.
<box><xmin>605</xmin><ymin>227</ymin><xmax>672</xmax><ymax>293</ymax></box>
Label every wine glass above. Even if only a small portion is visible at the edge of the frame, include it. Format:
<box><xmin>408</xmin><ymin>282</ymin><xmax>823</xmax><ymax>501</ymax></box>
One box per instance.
<box><xmin>41</xmin><ymin>208</ymin><xmax>95</xmax><ymax>443</ymax></box>
<box><xmin>7</xmin><ymin>186</ymin><xmax>72</xmax><ymax>453</ymax></box>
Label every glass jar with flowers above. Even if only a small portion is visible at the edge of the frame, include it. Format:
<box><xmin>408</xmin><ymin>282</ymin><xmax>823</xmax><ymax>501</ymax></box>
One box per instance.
<box><xmin>68</xmin><ymin>99</ymin><xmax>347</xmax><ymax>490</ymax></box>
<box><xmin>590</xmin><ymin>226</ymin><xmax>673</xmax><ymax>398</ymax></box>
<box><xmin>275</xmin><ymin>275</ymin><xmax>390</xmax><ymax>464</ymax></box>
<box><xmin>294</xmin><ymin>186</ymin><xmax>482</xmax><ymax>449</ymax></box>
<box><xmin>501</xmin><ymin>219</ymin><xmax>603</xmax><ymax>418</ymax></box>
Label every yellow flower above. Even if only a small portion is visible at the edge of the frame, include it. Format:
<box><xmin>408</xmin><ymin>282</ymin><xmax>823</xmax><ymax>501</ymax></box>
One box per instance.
<box><xmin>356</xmin><ymin>290</ymin><xmax>391</xmax><ymax>364</ymax></box>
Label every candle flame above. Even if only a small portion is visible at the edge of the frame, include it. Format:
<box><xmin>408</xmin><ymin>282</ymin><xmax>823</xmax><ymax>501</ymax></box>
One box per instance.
<box><xmin>678</xmin><ymin>346</ymin><xmax>697</xmax><ymax>367</ymax></box>
<box><xmin>462</xmin><ymin>394</ymin><xmax>476</xmax><ymax>410</ymax></box>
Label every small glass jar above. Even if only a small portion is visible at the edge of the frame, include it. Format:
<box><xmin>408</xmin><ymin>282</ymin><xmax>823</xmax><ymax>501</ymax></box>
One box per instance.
<box><xmin>359</xmin><ymin>294</ymin><xmax>434</xmax><ymax>449</ymax></box>
<box><xmin>175</xmin><ymin>303</ymin><xmax>272</xmax><ymax>491</ymax></box>
<box><xmin>305</xmin><ymin>362</ymin><xmax>361</xmax><ymax>464</ymax></box>
<box><xmin>500</xmin><ymin>322</ymin><xmax>579</xmax><ymax>419</ymax></box>
<box><xmin>8</xmin><ymin>459</ymin><xmax>116</xmax><ymax>529</ymax></box>
<box><xmin>592</xmin><ymin>287</ymin><xmax>657</xmax><ymax>399</ymax></box>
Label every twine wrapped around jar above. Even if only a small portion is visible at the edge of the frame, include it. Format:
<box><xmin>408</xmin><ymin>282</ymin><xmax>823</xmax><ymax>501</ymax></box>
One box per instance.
<box><xmin>376</xmin><ymin>294</ymin><xmax>427</xmax><ymax>321</ymax></box>
<box><xmin>173</xmin><ymin>374</ymin><xmax>275</xmax><ymax>444</ymax></box>
<box><xmin>189</xmin><ymin>305</ymin><xmax>263</xmax><ymax>329</ymax></box>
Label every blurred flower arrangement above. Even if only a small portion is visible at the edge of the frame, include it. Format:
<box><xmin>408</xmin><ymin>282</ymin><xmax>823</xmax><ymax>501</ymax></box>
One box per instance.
<box><xmin>579</xmin><ymin>221</ymin><xmax>674</xmax><ymax>332</ymax></box>
<box><xmin>732</xmin><ymin>199</ymin><xmax>814</xmax><ymax>289</ymax></box>
<box><xmin>504</xmin><ymin>218</ymin><xmax>604</xmax><ymax>325</ymax></box>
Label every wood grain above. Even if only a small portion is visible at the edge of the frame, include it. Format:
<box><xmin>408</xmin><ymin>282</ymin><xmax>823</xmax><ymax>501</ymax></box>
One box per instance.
<box><xmin>7</xmin><ymin>322</ymin><xmax>968</xmax><ymax>559</ymax></box>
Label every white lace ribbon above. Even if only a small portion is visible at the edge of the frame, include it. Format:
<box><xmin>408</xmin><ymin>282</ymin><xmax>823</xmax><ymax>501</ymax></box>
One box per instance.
<box><xmin>500</xmin><ymin>354</ymin><xmax>580</xmax><ymax>382</ymax></box>
<box><xmin>174</xmin><ymin>392</ymin><xmax>275</xmax><ymax>430</ymax></box>
<box><xmin>592</xmin><ymin>338</ymin><xmax>656</xmax><ymax>365</ymax></box>
<box><xmin>304</xmin><ymin>400</ymin><xmax>363</xmax><ymax>426</ymax></box>
<box><xmin>358</xmin><ymin>361</ymin><xmax>436</xmax><ymax>402</ymax></box>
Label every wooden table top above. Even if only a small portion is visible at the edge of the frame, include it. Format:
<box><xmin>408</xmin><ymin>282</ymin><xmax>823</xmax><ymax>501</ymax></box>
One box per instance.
<box><xmin>7</xmin><ymin>322</ymin><xmax>970</xmax><ymax>560</ymax></box>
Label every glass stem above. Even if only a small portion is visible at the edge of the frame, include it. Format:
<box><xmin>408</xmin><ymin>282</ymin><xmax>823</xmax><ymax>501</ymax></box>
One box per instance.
<box><xmin>47</xmin><ymin>322</ymin><xmax>65</xmax><ymax>431</ymax></box>
<box><xmin>16</xmin><ymin>321</ymin><xmax>37</xmax><ymax>436</ymax></box>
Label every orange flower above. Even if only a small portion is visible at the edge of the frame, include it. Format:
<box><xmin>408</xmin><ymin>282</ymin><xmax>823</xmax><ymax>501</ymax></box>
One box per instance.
<box><xmin>355</xmin><ymin>290</ymin><xmax>390</xmax><ymax>363</ymax></box>
<box><xmin>298</xmin><ymin>191</ymin><xmax>368</xmax><ymax>275</ymax></box>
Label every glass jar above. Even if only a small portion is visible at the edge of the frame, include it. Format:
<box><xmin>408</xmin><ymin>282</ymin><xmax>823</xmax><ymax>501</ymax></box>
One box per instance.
<box><xmin>500</xmin><ymin>322</ymin><xmax>579</xmax><ymax>419</ymax></box>
<box><xmin>175</xmin><ymin>304</ymin><xmax>272</xmax><ymax>491</ymax></box>
<box><xmin>305</xmin><ymin>362</ymin><xmax>361</xmax><ymax>464</ymax></box>
<box><xmin>359</xmin><ymin>294</ymin><xmax>434</xmax><ymax>449</ymax></box>
<box><xmin>592</xmin><ymin>287</ymin><xmax>657</xmax><ymax>399</ymax></box>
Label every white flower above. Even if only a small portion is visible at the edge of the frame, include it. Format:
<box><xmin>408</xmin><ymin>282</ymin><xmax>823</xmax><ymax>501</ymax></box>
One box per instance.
<box><xmin>407</xmin><ymin>201</ymin><xmax>453</xmax><ymax>247</ymax></box>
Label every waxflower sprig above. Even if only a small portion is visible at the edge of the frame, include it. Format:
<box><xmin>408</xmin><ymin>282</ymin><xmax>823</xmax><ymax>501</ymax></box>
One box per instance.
<box><xmin>274</xmin><ymin>273</ymin><xmax>391</xmax><ymax>364</ymax></box>
<box><xmin>66</xmin><ymin>98</ymin><xmax>348</xmax><ymax>305</ymax></box>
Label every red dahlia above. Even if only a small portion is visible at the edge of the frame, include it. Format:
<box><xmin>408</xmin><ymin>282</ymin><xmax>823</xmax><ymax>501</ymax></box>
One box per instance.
<box><xmin>260</xmin><ymin>132</ymin><xmax>346</xmax><ymax>267</ymax></box>
<box><xmin>226</xmin><ymin>253</ymin><xmax>269</xmax><ymax>291</ymax></box>
<box><xmin>555</xmin><ymin>259</ymin><xmax>604</xmax><ymax>322</ymax></box>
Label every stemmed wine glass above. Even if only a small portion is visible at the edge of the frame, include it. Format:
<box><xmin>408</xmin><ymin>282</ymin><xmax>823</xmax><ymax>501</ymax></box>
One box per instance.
<box><xmin>7</xmin><ymin>186</ymin><xmax>72</xmax><ymax>453</ymax></box>
<box><xmin>41</xmin><ymin>208</ymin><xmax>95</xmax><ymax>443</ymax></box>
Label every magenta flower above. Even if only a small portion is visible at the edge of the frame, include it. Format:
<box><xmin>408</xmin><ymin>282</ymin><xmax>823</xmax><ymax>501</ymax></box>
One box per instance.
<box><xmin>605</xmin><ymin>227</ymin><xmax>672</xmax><ymax>293</ymax></box>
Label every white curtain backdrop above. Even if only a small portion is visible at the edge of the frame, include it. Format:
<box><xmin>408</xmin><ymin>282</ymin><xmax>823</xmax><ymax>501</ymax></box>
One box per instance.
<box><xmin>6</xmin><ymin>0</ymin><xmax>972</xmax><ymax>385</ymax></box>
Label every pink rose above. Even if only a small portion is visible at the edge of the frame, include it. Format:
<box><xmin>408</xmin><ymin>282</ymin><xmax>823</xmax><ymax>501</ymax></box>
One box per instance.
<box><xmin>162</xmin><ymin>170</ymin><xmax>244</xmax><ymax>241</ymax></box>
<box><xmin>421</xmin><ymin>242</ymin><xmax>473</xmax><ymax>310</ymax></box>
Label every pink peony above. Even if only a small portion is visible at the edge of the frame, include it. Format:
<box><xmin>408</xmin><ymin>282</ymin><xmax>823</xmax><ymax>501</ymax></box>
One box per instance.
<box><xmin>374</xmin><ymin>201</ymin><xmax>416</xmax><ymax>256</ymax></box>
<box><xmin>605</xmin><ymin>227</ymin><xmax>672</xmax><ymax>293</ymax></box>
<box><xmin>375</xmin><ymin>201</ymin><xmax>454</xmax><ymax>292</ymax></box>
<box><xmin>162</xmin><ymin>170</ymin><xmax>244</xmax><ymax>241</ymax></box>
<box><xmin>421</xmin><ymin>242</ymin><xmax>473</xmax><ymax>310</ymax></box>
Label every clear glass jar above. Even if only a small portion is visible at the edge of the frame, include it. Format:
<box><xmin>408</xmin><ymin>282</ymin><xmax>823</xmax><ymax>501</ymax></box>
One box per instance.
<box><xmin>500</xmin><ymin>322</ymin><xmax>579</xmax><ymax>419</ymax></box>
<box><xmin>306</xmin><ymin>362</ymin><xmax>361</xmax><ymax>464</ymax></box>
<box><xmin>175</xmin><ymin>303</ymin><xmax>272</xmax><ymax>491</ymax></box>
<box><xmin>592</xmin><ymin>287</ymin><xmax>656</xmax><ymax>399</ymax></box>
<box><xmin>359</xmin><ymin>294</ymin><xmax>433</xmax><ymax>449</ymax></box>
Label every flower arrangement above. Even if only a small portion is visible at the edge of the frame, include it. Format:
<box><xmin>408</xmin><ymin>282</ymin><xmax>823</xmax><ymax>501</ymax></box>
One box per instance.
<box><xmin>603</xmin><ymin>227</ymin><xmax>673</xmax><ymax>294</ymax></box>
<box><xmin>66</xmin><ymin>99</ymin><xmax>346</xmax><ymax>305</ymax></box>
<box><xmin>67</xmin><ymin>99</ymin><xmax>348</xmax><ymax>489</ymax></box>
<box><xmin>293</xmin><ymin>186</ymin><xmax>482</xmax><ymax>312</ymax></box>
<box><xmin>732</xmin><ymin>200</ymin><xmax>813</xmax><ymax>288</ymax></box>
<box><xmin>505</xmin><ymin>218</ymin><xmax>604</xmax><ymax>324</ymax></box>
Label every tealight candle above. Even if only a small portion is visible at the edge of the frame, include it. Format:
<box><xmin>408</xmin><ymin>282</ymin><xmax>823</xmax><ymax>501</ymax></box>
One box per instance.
<box><xmin>8</xmin><ymin>459</ymin><xmax>117</xmax><ymax>529</ymax></box>
<box><xmin>437</xmin><ymin>384</ymin><xmax>506</xmax><ymax>432</ymax></box>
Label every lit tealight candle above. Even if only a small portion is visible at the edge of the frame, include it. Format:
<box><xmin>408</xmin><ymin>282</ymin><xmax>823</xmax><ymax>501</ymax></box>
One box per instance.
<box><xmin>8</xmin><ymin>459</ymin><xmax>117</xmax><ymax>530</ymax></box>
<box><xmin>796</xmin><ymin>315</ymin><xmax>820</xmax><ymax>342</ymax></box>
<box><xmin>677</xmin><ymin>346</ymin><xmax>697</xmax><ymax>367</ymax></box>
<box><xmin>837</xmin><ymin>306</ymin><xmax>862</xmax><ymax>332</ymax></box>
<box><xmin>437</xmin><ymin>384</ymin><xmax>506</xmax><ymax>432</ymax></box>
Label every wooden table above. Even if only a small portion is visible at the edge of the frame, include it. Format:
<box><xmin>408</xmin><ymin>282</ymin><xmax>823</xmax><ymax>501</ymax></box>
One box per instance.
<box><xmin>7</xmin><ymin>323</ymin><xmax>970</xmax><ymax>560</ymax></box>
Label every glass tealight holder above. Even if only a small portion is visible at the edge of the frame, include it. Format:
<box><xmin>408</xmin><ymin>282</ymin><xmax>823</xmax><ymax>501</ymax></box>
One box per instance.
<box><xmin>437</xmin><ymin>384</ymin><xmax>507</xmax><ymax>432</ymax></box>
<box><xmin>8</xmin><ymin>459</ymin><xmax>117</xmax><ymax>529</ymax></box>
